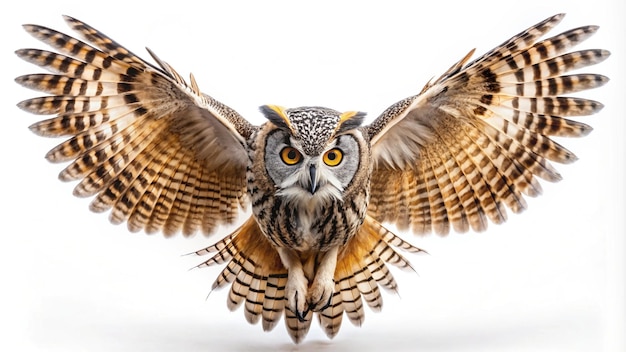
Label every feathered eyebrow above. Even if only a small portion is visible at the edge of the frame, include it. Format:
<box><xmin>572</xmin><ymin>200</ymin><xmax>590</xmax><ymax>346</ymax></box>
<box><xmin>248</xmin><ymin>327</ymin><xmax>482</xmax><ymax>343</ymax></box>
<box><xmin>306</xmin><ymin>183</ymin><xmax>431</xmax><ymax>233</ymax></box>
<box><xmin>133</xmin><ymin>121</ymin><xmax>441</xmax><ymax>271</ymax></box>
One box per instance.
<box><xmin>333</xmin><ymin>134</ymin><xmax>346</xmax><ymax>148</ymax></box>
<box><xmin>283</xmin><ymin>134</ymin><xmax>293</xmax><ymax>146</ymax></box>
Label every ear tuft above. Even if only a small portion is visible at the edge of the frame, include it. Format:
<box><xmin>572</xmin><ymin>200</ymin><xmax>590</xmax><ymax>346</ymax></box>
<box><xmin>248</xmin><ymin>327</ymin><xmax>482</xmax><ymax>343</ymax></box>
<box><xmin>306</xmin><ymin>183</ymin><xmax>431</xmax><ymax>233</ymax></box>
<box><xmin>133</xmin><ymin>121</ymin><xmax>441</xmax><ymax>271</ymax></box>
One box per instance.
<box><xmin>260</xmin><ymin>105</ymin><xmax>292</xmax><ymax>131</ymax></box>
<box><xmin>337</xmin><ymin>111</ymin><xmax>366</xmax><ymax>132</ymax></box>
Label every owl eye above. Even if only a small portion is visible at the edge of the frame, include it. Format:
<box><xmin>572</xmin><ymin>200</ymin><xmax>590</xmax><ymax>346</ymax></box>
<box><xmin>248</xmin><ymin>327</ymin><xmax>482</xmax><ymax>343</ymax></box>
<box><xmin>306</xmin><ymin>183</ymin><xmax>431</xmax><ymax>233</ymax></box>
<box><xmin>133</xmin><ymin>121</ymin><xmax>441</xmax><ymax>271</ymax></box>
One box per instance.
<box><xmin>280</xmin><ymin>147</ymin><xmax>302</xmax><ymax>165</ymax></box>
<box><xmin>323</xmin><ymin>148</ymin><xmax>343</xmax><ymax>167</ymax></box>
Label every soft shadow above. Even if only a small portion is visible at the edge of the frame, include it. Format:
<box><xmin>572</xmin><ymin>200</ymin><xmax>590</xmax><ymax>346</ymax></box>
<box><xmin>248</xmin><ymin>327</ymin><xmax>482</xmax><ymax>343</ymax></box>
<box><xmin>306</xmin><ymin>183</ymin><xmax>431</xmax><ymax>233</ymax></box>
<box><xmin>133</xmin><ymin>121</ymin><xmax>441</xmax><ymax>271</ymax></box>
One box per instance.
<box><xmin>27</xmin><ymin>297</ymin><xmax>601</xmax><ymax>351</ymax></box>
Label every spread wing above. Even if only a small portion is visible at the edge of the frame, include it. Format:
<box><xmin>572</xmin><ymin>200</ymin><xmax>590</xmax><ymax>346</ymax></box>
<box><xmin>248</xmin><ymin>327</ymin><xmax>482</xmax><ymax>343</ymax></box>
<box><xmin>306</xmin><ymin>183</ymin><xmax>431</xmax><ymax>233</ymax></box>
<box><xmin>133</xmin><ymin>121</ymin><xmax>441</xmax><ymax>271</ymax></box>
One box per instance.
<box><xmin>366</xmin><ymin>14</ymin><xmax>610</xmax><ymax>235</ymax></box>
<box><xmin>16</xmin><ymin>16</ymin><xmax>255</xmax><ymax>236</ymax></box>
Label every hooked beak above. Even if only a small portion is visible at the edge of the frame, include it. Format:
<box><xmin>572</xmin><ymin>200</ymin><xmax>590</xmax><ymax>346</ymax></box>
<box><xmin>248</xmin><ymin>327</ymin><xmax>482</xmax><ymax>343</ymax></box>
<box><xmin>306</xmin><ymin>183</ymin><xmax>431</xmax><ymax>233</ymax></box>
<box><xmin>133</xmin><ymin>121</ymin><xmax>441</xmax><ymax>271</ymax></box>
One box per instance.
<box><xmin>309</xmin><ymin>165</ymin><xmax>318</xmax><ymax>194</ymax></box>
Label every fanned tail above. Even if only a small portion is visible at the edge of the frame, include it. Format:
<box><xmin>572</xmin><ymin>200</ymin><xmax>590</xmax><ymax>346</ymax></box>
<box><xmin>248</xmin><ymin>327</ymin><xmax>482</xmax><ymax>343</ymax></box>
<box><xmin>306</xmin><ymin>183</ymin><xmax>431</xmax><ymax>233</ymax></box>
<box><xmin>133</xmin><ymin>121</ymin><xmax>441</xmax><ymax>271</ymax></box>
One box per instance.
<box><xmin>194</xmin><ymin>216</ymin><xmax>424</xmax><ymax>343</ymax></box>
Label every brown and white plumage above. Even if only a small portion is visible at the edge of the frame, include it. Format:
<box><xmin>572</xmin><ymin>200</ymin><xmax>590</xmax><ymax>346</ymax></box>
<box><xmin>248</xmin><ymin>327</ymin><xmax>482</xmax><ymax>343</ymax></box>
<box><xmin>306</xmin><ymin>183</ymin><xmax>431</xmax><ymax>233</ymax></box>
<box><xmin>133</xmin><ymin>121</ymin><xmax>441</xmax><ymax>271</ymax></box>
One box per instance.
<box><xmin>16</xmin><ymin>13</ymin><xmax>609</xmax><ymax>343</ymax></box>
<box><xmin>193</xmin><ymin>215</ymin><xmax>421</xmax><ymax>342</ymax></box>
<box><xmin>367</xmin><ymin>14</ymin><xmax>609</xmax><ymax>235</ymax></box>
<box><xmin>17</xmin><ymin>16</ymin><xmax>251</xmax><ymax>237</ymax></box>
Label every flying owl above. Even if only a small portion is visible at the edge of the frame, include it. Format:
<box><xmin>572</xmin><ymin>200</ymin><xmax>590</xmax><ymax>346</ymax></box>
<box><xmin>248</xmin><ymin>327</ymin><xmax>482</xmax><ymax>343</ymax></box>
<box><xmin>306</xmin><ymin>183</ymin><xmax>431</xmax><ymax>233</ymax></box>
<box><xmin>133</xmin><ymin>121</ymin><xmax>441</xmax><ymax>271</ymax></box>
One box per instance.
<box><xmin>16</xmin><ymin>14</ymin><xmax>609</xmax><ymax>343</ymax></box>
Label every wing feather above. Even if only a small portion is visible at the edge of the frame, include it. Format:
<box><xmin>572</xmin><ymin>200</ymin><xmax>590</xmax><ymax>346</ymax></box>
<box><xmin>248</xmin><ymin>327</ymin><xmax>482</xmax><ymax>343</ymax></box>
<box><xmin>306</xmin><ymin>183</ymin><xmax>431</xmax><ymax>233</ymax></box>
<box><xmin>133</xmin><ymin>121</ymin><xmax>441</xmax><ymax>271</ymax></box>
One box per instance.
<box><xmin>366</xmin><ymin>14</ymin><xmax>609</xmax><ymax>234</ymax></box>
<box><xmin>17</xmin><ymin>16</ymin><xmax>255</xmax><ymax>236</ymax></box>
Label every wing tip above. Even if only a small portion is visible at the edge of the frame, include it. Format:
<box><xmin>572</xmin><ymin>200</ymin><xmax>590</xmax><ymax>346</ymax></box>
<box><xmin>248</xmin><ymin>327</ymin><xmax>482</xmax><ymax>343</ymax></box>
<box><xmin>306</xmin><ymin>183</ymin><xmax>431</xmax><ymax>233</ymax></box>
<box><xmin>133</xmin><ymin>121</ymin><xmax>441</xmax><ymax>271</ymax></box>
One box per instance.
<box><xmin>592</xmin><ymin>100</ymin><xmax>606</xmax><ymax>113</ymax></box>
<box><xmin>21</xmin><ymin>23</ymin><xmax>36</xmax><ymax>32</ymax></box>
<box><xmin>62</xmin><ymin>14</ymin><xmax>78</xmax><ymax>24</ymax></box>
<box><xmin>580</xmin><ymin>124</ymin><xmax>594</xmax><ymax>136</ymax></box>
<box><xmin>14</xmin><ymin>48</ymin><xmax>29</xmax><ymax>59</ymax></box>
<box><xmin>16</xmin><ymin>99</ymin><xmax>33</xmax><ymax>113</ymax></box>
<box><xmin>552</xmin><ymin>13</ymin><xmax>567</xmax><ymax>24</ymax></box>
<box><xmin>27</xmin><ymin>121</ymin><xmax>46</xmax><ymax>136</ymax></box>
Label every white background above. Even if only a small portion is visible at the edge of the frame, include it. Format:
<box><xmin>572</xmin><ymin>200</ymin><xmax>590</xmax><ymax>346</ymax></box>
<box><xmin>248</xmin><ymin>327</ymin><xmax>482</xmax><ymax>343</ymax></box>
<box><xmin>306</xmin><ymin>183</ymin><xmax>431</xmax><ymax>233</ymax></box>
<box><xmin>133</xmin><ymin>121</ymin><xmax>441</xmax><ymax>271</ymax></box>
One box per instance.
<box><xmin>1</xmin><ymin>1</ymin><xmax>624</xmax><ymax>351</ymax></box>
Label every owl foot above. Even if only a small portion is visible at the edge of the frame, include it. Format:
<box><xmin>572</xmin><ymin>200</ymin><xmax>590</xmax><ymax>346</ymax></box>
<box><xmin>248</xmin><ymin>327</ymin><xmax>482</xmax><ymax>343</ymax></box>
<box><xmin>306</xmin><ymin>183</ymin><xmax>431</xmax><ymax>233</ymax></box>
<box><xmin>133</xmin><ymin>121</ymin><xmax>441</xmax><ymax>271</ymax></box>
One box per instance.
<box><xmin>285</xmin><ymin>267</ymin><xmax>309</xmax><ymax>322</ymax></box>
<box><xmin>306</xmin><ymin>246</ymin><xmax>338</xmax><ymax>312</ymax></box>
<box><xmin>307</xmin><ymin>277</ymin><xmax>335</xmax><ymax>312</ymax></box>
<box><xmin>279</xmin><ymin>247</ymin><xmax>338</xmax><ymax>320</ymax></box>
<box><xmin>288</xmin><ymin>279</ymin><xmax>333</xmax><ymax>322</ymax></box>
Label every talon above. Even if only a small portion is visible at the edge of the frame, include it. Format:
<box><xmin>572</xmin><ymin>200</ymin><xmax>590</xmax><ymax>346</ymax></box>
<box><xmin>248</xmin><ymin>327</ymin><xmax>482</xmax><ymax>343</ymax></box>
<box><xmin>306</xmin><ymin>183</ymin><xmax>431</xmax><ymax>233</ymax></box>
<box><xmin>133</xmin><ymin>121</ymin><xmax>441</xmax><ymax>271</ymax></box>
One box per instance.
<box><xmin>295</xmin><ymin>294</ymin><xmax>308</xmax><ymax>322</ymax></box>
<box><xmin>307</xmin><ymin>278</ymin><xmax>335</xmax><ymax>312</ymax></box>
<box><xmin>296</xmin><ymin>307</ymin><xmax>309</xmax><ymax>322</ymax></box>
<box><xmin>319</xmin><ymin>293</ymin><xmax>333</xmax><ymax>311</ymax></box>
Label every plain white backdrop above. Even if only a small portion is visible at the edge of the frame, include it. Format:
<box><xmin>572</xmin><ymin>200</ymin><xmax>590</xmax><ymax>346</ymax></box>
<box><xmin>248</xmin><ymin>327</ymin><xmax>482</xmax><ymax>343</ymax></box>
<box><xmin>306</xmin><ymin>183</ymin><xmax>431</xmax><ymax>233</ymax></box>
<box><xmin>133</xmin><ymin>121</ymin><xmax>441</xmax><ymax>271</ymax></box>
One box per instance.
<box><xmin>1</xmin><ymin>1</ymin><xmax>624</xmax><ymax>351</ymax></box>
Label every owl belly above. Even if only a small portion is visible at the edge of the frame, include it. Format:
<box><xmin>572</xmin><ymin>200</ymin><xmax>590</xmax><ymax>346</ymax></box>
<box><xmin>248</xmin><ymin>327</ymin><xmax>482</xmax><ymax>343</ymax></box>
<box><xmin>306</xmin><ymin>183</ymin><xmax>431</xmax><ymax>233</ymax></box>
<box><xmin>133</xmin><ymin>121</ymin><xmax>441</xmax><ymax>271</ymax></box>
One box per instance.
<box><xmin>292</xmin><ymin>204</ymin><xmax>343</xmax><ymax>252</ymax></box>
<box><xmin>254</xmin><ymin>195</ymin><xmax>366</xmax><ymax>253</ymax></box>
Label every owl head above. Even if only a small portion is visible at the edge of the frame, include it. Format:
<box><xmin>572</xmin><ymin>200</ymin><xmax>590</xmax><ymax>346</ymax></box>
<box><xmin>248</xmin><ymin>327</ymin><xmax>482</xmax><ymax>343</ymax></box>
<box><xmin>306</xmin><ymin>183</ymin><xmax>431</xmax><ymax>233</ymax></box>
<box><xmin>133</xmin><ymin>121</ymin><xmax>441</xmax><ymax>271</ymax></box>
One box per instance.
<box><xmin>259</xmin><ymin>105</ymin><xmax>368</xmax><ymax>203</ymax></box>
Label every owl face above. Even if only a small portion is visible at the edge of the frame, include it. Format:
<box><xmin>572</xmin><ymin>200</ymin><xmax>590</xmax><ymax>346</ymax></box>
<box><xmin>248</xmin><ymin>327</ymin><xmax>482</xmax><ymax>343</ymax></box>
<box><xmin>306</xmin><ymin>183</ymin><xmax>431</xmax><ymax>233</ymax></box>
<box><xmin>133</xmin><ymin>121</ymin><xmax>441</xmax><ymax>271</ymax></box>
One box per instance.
<box><xmin>260</xmin><ymin>106</ymin><xmax>367</xmax><ymax>203</ymax></box>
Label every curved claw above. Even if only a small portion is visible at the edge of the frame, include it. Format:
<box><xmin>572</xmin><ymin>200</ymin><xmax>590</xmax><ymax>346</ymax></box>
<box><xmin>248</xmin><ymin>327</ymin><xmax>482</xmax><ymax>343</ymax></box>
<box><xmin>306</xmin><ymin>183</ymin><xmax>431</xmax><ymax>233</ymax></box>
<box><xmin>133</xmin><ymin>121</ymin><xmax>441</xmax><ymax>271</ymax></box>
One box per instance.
<box><xmin>319</xmin><ymin>294</ymin><xmax>333</xmax><ymax>312</ymax></box>
<box><xmin>307</xmin><ymin>278</ymin><xmax>335</xmax><ymax>312</ymax></box>
<box><xmin>296</xmin><ymin>308</ymin><xmax>309</xmax><ymax>322</ymax></box>
<box><xmin>295</xmin><ymin>294</ymin><xmax>309</xmax><ymax>322</ymax></box>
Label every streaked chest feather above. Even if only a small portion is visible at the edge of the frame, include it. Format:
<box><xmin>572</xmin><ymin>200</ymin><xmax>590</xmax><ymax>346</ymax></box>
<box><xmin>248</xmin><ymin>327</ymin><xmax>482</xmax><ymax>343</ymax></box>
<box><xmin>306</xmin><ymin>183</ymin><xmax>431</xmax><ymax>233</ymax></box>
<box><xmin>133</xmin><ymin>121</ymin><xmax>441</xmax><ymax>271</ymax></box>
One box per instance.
<box><xmin>292</xmin><ymin>200</ymin><xmax>328</xmax><ymax>251</ymax></box>
<box><xmin>253</xmin><ymin>193</ymin><xmax>365</xmax><ymax>252</ymax></box>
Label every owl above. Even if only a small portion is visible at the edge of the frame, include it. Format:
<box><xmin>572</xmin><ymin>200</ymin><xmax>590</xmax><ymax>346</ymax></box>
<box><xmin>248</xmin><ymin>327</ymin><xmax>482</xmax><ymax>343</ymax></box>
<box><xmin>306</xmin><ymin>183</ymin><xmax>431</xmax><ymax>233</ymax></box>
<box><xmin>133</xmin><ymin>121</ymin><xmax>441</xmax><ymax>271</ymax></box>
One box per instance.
<box><xmin>16</xmin><ymin>14</ymin><xmax>609</xmax><ymax>343</ymax></box>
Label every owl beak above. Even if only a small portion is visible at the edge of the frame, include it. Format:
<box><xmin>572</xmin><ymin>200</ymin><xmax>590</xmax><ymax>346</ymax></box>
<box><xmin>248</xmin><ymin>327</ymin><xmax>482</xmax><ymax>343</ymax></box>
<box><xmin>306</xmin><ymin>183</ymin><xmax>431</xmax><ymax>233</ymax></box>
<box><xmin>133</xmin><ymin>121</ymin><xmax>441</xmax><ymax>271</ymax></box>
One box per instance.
<box><xmin>309</xmin><ymin>165</ymin><xmax>319</xmax><ymax>194</ymax></box>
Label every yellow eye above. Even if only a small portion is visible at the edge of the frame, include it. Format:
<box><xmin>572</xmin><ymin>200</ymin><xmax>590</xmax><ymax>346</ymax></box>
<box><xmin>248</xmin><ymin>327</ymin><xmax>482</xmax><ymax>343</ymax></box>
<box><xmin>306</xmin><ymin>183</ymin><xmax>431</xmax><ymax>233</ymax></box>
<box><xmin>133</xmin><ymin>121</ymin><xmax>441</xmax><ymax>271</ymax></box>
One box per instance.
<box><xmin>323</xmin><ymin>148</ymin><xmax>343</xmax><ymax>166</ymax></box>
<box><xmin>280</xmin><ymin>147</ymin><xmax>302</xmax><ymax>165</ymax></box>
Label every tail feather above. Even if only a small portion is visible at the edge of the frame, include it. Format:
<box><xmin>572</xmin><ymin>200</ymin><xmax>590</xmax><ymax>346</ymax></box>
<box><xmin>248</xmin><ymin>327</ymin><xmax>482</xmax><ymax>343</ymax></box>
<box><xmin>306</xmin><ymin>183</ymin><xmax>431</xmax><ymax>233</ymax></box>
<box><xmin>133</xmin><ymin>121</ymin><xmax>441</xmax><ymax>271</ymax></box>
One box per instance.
<box><xmin>353</xmin><ymin>265</ymin><xmax>383</xmax><ymax>311</ymax></box>
<box><xmin>227</xmin><ymin>259</ymin><xmax>254</xmax><ymax>311</ymax></box>
<box><xmin>262</xmin><ymin>273</ymin><xmax>287</xmax><ymax>332</ymax></box>
<box><xmin>318</xmin><ymin>216</ymin><xmax>425</xmax><ymax>339</ymax></box>
<box><xmin>284</xmin><ymin>308</ymin><xmax>313</xmax><ymax>343</ymax></box>
<box><xmin>317</xmin><ymin>290</ymin><xmax>345</xmax><ymax>339</ymax></box>
<box><xmin>337</xmin><ymin>261</ymin><xmax>366</xmax><ymax>327</ymax></box>
<box><xmin>244</xmin><ymin>270</ymin><xmax>267</xmax><ymax>325</ymax></box>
